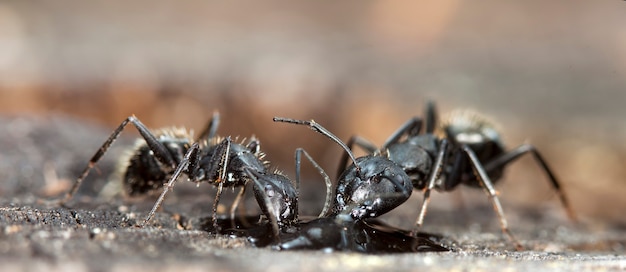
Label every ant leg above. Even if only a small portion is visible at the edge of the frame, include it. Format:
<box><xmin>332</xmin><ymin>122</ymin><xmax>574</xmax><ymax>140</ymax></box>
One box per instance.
<box><xmin>336</xmin><ymin>136</ymin><xmax>378</xmax><ymax>180</ymax></box>
<box><xmin>210</xmin><ymin>137</ymin><xmax>232</xmax><ymax>231</ymax></box>
<box><xmin>329</xmin><ymin>104</ymin><xmax>429</xmax><ymax>175</ymax></box>
<box><xmin>196</xmin><ymin>111</ymin><xmax>220</xmax><ymax>142</ymax></box>
<box><xmin>226</xmin><ymin>137</ymin><xmax>262</xmax><ymax>227</ymax></box>
<box><xmin>246</xmin><ymin>169</ymin><xmax>280</xmax><ymax>243</ymax></box>
<box><xmin>273</xmin><ymin>117</ymin><xmax>361</xmax><ymax>173</ymax></box>
<box><xmin>462</xmin><ymin>145</ymin><xmax>523</xmax><ymax>250</ymax></box>
<box><xmin>141</xmin><ymin>143</ymin><xmax>200</xmax><ymax>227</ymax></box>
<box><xmin>381</xmin><ymin>117</ymin><xmax>423</xmax><ymax>150</ymax></box>
<box><xmin>483</xmin><ymin>144</ymin><xmax>576</xmax><ymax>221</ymax></box>
<box><xmin>58</xmin><ymin>115</ymin><xmax>177</xmax><ymax>206</ymax></box>
<box><xmin>424</xmin><ymin>100</ymin><xmax>437</xmax><ymax>134</ymax></box>
<box><xmin>229</xmin><ymin>186</ymin><xmax>247</xmax><ymax>227</ymax></box>
<box><xmin>412</xmin><ymin>139</ymin><xmax>448</xmax><ymax>236</ymax></box>
<box><xmin>295</xmin><ymin>148</ymin><xmax>332</xmax><ymax>218</ymax></box>
<box><xmin>211</xmin><ymin>182</ymin><xmax>225</xmax><ymax>232</ymax></box>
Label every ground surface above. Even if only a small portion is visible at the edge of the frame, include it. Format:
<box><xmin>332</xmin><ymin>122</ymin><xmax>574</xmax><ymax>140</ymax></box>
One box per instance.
<box><xmin>0</xmin><ymin>116</ymin><xmax>625</xmax><ymax>272</ymax></box>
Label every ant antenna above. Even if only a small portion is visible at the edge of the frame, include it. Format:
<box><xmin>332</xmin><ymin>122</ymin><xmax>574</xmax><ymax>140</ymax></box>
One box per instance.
<box><xmin>273</xmin><ymin>117</ymin><xmax>361</xmax><ymax>172</ymax></box>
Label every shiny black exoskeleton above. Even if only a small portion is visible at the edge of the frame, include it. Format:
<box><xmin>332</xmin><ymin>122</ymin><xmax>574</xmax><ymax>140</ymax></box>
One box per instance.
<box><xmin>249</xmin><ymin>117</ymin><xmax>446</xmax><ymax>253</ymax></box>
<box><xmin>332</xmin><ymin>155</ymin><xmax>413</xmax><ymax>219</ymax></box>
<box><xmin>238</xmin><ymin>138</ymin><xmax>445</xmax><ymax>253</ymax></box>
<box><xmin>337</xmin><ymin>101</ymin><xmax>576</xmax><ymax>249</ymax></box>
<box><xmin>245</xmin><ymin>148</ymin><xmax>333</xmax><ymax>241</ymax></box>
<box><xmin>56</xmin><ymin>112</ymin><xmax>271</xmax><ymax>228</ymax></box>
<box><xmin>273</xmin><ymin>117</ymin><xmax>413</xmax><ymax>221</ymax></box>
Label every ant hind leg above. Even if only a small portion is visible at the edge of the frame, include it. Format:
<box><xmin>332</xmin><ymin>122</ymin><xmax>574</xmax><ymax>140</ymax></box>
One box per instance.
<box><xmin>141</xmin><ymin>142</ymin><xmax>200</xmax><ymax>227</ymax></box>
<box><xmin>462</xmin><ymin>145</ymin><xmax>523</xmax><ymax>250</ymax></box>
<box><xmin>57</xmin><ymin>115</ymin><xmax>177</xmax><ymax>206</ymax></box>
<box><xmin>483</xmin><ymin>144</ymin><xmax>577</xmax><ymax>222</ymax></box>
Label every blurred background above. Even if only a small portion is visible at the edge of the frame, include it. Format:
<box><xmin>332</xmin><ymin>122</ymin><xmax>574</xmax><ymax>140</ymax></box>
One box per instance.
<box><xmin>0</xmin><ymin>1</ymin><xmax>625</xmax><ymax>226</ymax></box>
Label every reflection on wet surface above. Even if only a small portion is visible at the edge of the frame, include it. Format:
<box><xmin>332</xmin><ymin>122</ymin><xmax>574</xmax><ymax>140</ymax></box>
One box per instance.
<box><xmin>199</xmin><ymin>215</ymin><xmax>449</xmax><ymax>254</ymax></box>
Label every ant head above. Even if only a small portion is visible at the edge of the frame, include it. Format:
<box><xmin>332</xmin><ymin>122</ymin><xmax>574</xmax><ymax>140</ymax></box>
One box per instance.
<box><xmin>333</xmin><ymin>156</ymin><xmax>412</xmax><ymax>220</ymax></box>
<box><xmin>248</xmin><ymin>169</ymin><xmax>298</xmax><ymax>225</ymax></box>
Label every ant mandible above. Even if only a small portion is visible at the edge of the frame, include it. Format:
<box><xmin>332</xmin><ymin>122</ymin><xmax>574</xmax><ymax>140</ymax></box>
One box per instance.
<box><xmin>336</xmin><ymin>101</ymin><xmax>576</xmax><ymax>250</ymax></box>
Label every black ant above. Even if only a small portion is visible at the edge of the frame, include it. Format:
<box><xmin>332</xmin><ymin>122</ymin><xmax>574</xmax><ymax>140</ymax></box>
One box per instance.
<box><xmin>273</xmin><ymin>117</ymin><xmax>413</xmax><ymax>221</ymax></box>
<box><xmin>335</xmin><ymin>101</ymin><xmax>576</xmax><ymax>250</ymax></box>
<box><xmin>271</xmin><ymin>117</ymin><xmax>448</xmax><ymax>253</ymax></box>
<box><xmin>54</xmin><ymin>112</ymin><xmax>273</xmax><ymax>229</ymax></box>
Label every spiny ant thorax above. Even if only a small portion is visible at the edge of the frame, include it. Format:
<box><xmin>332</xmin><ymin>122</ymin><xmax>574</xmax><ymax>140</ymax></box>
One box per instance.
<box><xmin>197</xmin><ymin>136</ymin><xmax>269</xmax><ymax>188</ymax></box>
<box><xmin>120</xmin><ymin>127</ymin><xmax>270</xmax><ymax>196</ymax></box>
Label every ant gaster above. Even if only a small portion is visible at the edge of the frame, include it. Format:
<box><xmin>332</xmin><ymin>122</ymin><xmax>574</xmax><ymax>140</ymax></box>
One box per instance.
<box><xmin>55</xmin><ymin>112</ymin><xmax>270</xmax><ymax>229</ymax></box>
<box><xmin>336</xmin><ymin>101</ymin><xmax>576</xmax><ymax>250</ymax></box>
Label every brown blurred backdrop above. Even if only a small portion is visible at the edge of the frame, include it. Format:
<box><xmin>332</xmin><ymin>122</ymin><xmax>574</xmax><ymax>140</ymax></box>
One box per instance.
<box><xmin>1</xmin><ymin>1</ymin><xmax>625</xmax><ymax>225</ymax></box>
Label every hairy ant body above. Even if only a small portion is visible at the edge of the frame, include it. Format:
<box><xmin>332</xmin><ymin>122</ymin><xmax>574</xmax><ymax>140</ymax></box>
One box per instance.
<box><xmin>56</xmin><ymin>112</ymin><xmax>273</xmax><ymax>229</ymax></box>
<box><xmin>336</xmin><ymin>101</ymin><xmax>576</xmax><ymax>249</ymax></box>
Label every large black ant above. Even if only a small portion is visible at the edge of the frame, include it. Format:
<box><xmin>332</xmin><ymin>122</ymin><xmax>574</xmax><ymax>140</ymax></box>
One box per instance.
<box><xmin>335</xmin><ymin>101</ymin><xmax>576</xmax><ymax>249</ymax></box>
<box><xmin>271</xmin><ymin>117</ymin><xmax>447</xmax><ymax>253</ymax></box>
<box><xmin>54</xmin><ymin>112</ymin><xmax>276</xmax><ymax>229</ymax></box>
<box><xmin>273</xmin><ymin>117</ymin><xmax>413</xmax><ymax>221</ymax></box>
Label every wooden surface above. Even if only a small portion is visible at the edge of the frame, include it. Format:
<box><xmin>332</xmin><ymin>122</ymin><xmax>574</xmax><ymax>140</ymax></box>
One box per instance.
<box><xmin>0</xmin><ymin>116</ymin><xmax>624</xmax><ymax>271</ymax></box>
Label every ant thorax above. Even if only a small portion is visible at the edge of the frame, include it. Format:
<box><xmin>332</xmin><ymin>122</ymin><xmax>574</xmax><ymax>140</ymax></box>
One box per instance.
<box><xmin>441</xmin><ymin>110</ymin><xmax>503</xmax><ymax>149</ymax></box>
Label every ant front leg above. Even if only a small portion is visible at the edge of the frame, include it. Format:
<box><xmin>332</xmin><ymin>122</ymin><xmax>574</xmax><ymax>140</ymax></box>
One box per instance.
<box><xmin>462</xmin><ymin>145</ymin><xmax>523</xmax><ymax>250</ymax></box>
<box><xmin>141</xmin><ymin>142</ymin><xmax>200</xmax><ymax>227</ymax></box>
<box><xmin>483</xmin><ymin>144</ymin><xmax>577</xmax><ymax>222</ymax></box>
<box><xmin>57</xmin><ymin>115</ymin><xmax>177</xmax><ymax>206</ymax></box>
<box><xmin>229</xmin><ymin>186</ymin><xmax>247</xmax><ymax>226</ymax></box>
<box><xmin>229</xmin><ymin>137</ymin><xmax>262</xmax><ymax>225</ymax></box>
<box><xmin>380</xmin><ymin>117</ymin><xmax>423</xmax><ymax>150</ymax></box>
<box><xmin>336</xmin><ymin>117</ymin><xmax>424</xmax><ymax>180</ymax></box>
<box><xmin>207</xmin><ymin>137</ymin><xmax>233</xmax><ymax>231</ymax></box>
<box><xmin>412</xmin><ymin>138</ymin><xmax>448</xmax><ymax>237</ymax></box>
<box><xmin>295</xmin><ymin>148</ymin><xmax>332</xmax><ymax>218</ymax></box>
